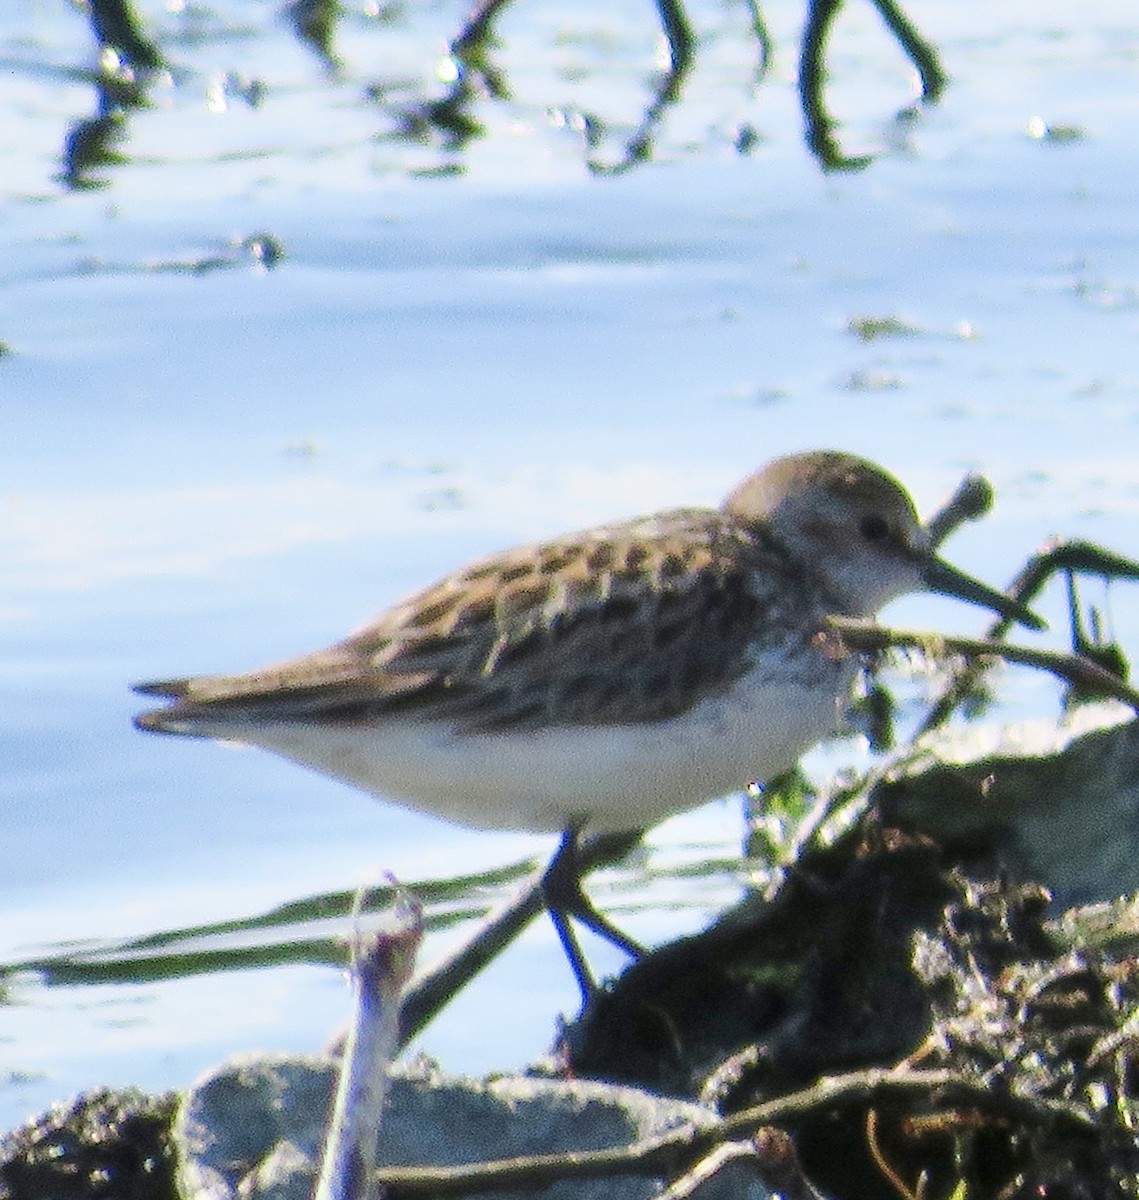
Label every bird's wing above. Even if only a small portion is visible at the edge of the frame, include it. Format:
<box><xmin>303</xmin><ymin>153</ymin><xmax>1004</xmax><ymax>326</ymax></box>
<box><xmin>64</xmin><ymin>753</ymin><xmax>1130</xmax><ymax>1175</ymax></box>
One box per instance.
<box><xmin>134</xmin><ymin>509</ymin><xmax>792</xmax><ymax>734</ymax></box>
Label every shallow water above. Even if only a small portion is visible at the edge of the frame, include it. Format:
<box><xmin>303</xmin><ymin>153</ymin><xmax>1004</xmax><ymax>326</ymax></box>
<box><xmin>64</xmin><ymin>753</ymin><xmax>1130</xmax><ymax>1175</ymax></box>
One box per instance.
<box><xmin>2</xmin><ymin>0</ymin><xmax>1139</xmax><ymax>1131</ymax></box>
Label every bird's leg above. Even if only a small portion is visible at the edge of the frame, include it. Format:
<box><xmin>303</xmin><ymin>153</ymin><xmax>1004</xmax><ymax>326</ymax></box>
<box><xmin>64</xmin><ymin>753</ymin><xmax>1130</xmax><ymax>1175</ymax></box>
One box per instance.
<box><xmin>542</xmin><ymin>828</ymin><xmax>646</xmax><ymax>1003</ymax></box>
<box><xmin>546</xmin><ymin>829</ymin><xmax>646</xmax><ymax>957</ymax></box>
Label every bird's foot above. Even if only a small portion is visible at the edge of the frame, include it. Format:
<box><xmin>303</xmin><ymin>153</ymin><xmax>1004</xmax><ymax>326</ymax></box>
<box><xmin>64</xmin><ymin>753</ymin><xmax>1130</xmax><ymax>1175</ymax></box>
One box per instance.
<box><xmin>543</xmin><ymin>828</ymin><xmax>645</xmax><ymax>1006</ymax></box>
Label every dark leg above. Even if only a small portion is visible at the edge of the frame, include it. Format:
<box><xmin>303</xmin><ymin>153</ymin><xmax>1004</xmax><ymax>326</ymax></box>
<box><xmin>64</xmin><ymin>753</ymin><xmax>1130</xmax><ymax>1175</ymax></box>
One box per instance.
<box><xmin>542</xmin><ymin>829</ymin><xmax>646</xmax><ymax>1003</ymax></box>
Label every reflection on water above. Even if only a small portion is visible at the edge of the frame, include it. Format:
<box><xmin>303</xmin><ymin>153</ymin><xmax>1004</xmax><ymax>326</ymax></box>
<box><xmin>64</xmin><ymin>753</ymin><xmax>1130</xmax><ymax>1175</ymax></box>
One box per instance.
<box><xmin>3</xmin><ymin>860</ymin><xmax>542</xmax><ymax>987</ymax></box>
<box><xmin>286</xmin><ymin>0</ymin><xmax>343</xmax><ymax>71</ymax></box>
<box><xmin>61</xmin><ymin>71</ymin><xmax>135</xmax><ymax>192</ymax></box>
<box><xmin>87</xmin><ymin>0</ymin><xmax>161</xmax><ymax>70</ymax></box>
<box><xmin>63</xmin><ymin>0</ymin><xmax>944</xmax><ymax>189</ymax></box>
<box><xmin>800</xmin><ymin>0</ymin><xmax>945</xmax><ymax>169</ymax></box>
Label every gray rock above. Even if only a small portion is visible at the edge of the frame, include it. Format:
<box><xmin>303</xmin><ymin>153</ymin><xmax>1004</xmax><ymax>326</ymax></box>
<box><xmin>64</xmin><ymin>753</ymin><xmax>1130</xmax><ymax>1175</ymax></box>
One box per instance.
<box><xmin>176</xmin><ymin>1053</ymin><xmax>771</xmax><ymax>1200</ymax></box>
<box><xmin>875</xmin><ymin>701</ymin><xmax>1139</xmax><ymax>907</ymax></box>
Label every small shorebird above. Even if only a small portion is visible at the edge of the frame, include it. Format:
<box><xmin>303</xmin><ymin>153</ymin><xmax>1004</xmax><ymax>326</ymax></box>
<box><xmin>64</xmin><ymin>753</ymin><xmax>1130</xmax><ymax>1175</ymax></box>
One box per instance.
<box><xmin>135</xmin><ymin>451</ymin><xmax>1040</xmax><ymax>998</ymax></box>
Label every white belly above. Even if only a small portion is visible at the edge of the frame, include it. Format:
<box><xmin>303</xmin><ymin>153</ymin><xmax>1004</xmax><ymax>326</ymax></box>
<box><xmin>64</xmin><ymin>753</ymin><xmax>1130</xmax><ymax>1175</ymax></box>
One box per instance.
<box><xmin>223</xmin><ymin>656</ymin><xmax>858</xmax><ymax>833</ymax></box>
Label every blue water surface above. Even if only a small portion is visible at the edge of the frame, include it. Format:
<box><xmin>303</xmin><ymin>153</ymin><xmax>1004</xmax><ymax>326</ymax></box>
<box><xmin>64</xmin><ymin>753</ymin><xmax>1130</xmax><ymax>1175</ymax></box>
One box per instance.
<box><xmin>2</xmin><ymin>0</ymin><xmax>1139</xmax><ymax>1131</ymax></box>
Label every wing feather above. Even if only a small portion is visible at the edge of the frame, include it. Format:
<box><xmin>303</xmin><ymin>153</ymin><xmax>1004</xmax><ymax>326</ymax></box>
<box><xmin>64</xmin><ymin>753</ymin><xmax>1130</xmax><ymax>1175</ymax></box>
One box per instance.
<box><xmin>134</xmin><ymin>508</ymin><xmax>795</xmax><ymax>734</ymax></box>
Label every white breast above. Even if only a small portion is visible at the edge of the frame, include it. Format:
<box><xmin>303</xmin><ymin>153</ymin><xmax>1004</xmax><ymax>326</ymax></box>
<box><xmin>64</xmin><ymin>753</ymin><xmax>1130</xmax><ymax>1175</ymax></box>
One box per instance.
<box><xmin>226</xmin><ymin>651</ymin><xmax>859</xmax><ymax>834</ymax></box>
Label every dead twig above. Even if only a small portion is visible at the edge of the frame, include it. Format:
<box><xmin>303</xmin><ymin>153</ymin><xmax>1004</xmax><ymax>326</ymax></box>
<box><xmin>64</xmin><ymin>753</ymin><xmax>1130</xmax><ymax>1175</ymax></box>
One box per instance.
<box><xmin>919</xmin><ymin>538</ymin><xmax>1139</xmax><ymax>733</ymax></box>
<box><xmin>315</xmin><ymin>893</ymin><xmax>423</xmax><ymax>1200</ymax></box>
<box><xmin>659</xmin><ymin>1126</ymin><xmax>827</xmax><ymax>1200</ymax></box>
<box><xmin>371</xmin><ymin>1064</ymin><xmax>1094</xmax><ymax>1197</ymax></box>
<box><xmin>925</xmin><ymin>473</ymin><xmax>994</xmax><ymax>550</ymax></box>
<box><xmin>397</xmin><ymin>831</ymin><xmax>641</xmax><ymax>1045</ymax></box>
<box><xmin>828</xmin><ymin>616</ymin><xmax>1139</xmax><ymax>715</ymax></box>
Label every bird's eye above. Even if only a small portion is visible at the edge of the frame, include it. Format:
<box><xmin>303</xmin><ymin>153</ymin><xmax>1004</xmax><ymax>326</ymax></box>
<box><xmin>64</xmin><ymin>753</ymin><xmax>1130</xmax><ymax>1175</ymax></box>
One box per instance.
<box><xmin>859</xmin><ymin>514</ymin><xmax>890</xmax><ymax>543</ymax></box>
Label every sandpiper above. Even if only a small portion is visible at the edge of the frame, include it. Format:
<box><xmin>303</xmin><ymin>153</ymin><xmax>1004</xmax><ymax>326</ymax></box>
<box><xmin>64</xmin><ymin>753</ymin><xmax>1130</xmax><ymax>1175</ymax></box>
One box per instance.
<box><xmin>135</xmin><ymin>450</ymin><xmax>1041</xmax><ymax>998</ymax></box>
